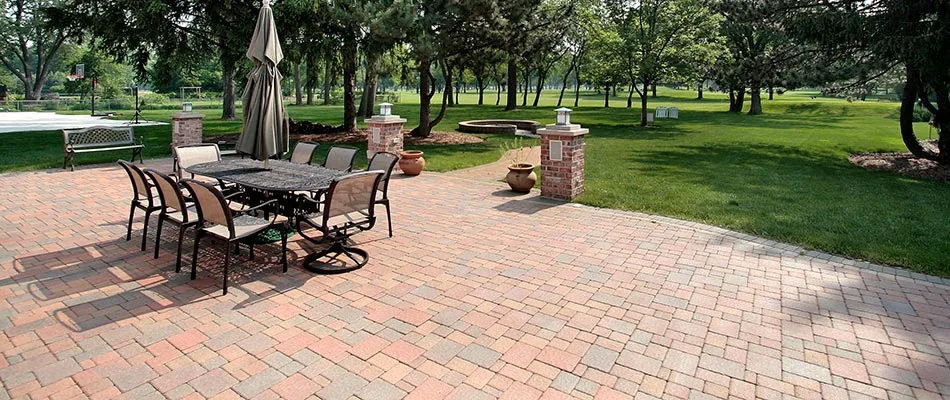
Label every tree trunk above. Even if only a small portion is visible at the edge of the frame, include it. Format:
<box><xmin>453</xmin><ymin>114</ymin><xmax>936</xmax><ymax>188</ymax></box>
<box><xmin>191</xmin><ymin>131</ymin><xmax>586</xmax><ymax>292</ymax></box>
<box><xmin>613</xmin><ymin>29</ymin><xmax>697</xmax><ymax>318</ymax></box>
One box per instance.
<box><xmin>496</xmin><ymin>81</ymin><xmax>502</xmax><ymax>106</ymax></box>
<box><xmin>748</xmin><ymin>86</ymin><xmax>762</xmax><ymax>115</ymax></box>
<box><xmin>341</xmin><ymin>39</ymin><xmax>358</xmax><ymax>132</ymax></box>
<box><xmin>446</xmin><ymin>63</ymin><xmax>455</xmax><ymax>107</ymax></box>
<box><xmin>358</xmin><ymin>53</ymin><xmax>380</xmax><ymax>118</ymax></box>
<box><xmin>557</xmin><ymin>59</ymin><xmax>576</xmax><ymax>107</ymax></box>
<box><xmin>532</xmin><ymin>68</ymin><xmax>546</xmax><ymax>107</ymax></box>
<box><xmin>505</xmin><ymin>56</ymin><xmax>518</xmax><ymax>111</ymax></box>
<box><xmin>521</xmin><ymin>66</ymin><xmax>530</xmax><ymax>107</ymax></box>
<box><xmin>604</xmin><ymin>83</ymin><xmax>610</xmax><ymax>108</ymax></box>
<box><xmin>729</xmin><ymin>88</ymin><xmax>746</xmax><ymax>113</ymax></box>
<box><xmin>768</xmin><ymin>86</ymin><xmax>774</xmax><ymax>101</ymax></box>
<box><xmin>697</xmin><ymin>83</ymin><xmax>704</xmax><ymax>100</ymax></box>
<box><xmin>323</xmin><ymin>57</ymin><xmax>332</xmax><ymax>105</ymax></box>
<box><xmin>627</xmin><ymin>82</ymin><xmax>635</xmax><ymax>108</ymax></box>
<box><xmin>651</xmin><ymin>84</ymin><xmax>657</xmax><ymax>98</ymax></box>
<box><xmin>640</xmin><ymin>81</ymin><xmax>649</xmax><ymax>127</ymax></box>
<box><xmin>476</xmin><ymin>75</ymin><xmax>485</xmax><ymax>105</ymax></box>
<box><xmin>455</xmin><ymin>66</ymin><xmax>461</xmax><ymax>105</ymax></box>
<box><xmin>899</xmin><ymin>70</ymin><xmax>942</xmax><ymax>163</ymax></box>
<box><xmin>221</xmin><ymin>62</ymin><xmax>237</xmax><ymax>120</ymax></box>
<box><xmin>574</xmin><ymin>67</ymin><xmax>581</xmax><ymax>107</ymax></box>
<box><xmin>306</xmin><ymin>56</ymin><xmax>316</xmax><ymax>105</ymax></box>
<box><xmin>412</xmin><ymin>58</ymin><xmax>436</xmax><ymax>138</ymax></box>
<box><xmin>294</xmin><ymin>62</ymin><xmax>303</xmax><ymax>106</ymax></box>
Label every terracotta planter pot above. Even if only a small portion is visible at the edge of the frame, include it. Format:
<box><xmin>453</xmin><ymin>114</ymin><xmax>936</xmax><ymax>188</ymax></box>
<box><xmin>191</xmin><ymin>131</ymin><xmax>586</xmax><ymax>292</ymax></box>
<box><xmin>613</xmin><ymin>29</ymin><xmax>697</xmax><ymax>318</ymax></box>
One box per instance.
<box><xmin>399</xmin><ymin>150</ymin><xmax>425</xmax><ymax>176</ymax></box>
<box><xmin>506</xmin><ymin>164</ymin><xmax>537</xmax><ymax>193</ymax></box>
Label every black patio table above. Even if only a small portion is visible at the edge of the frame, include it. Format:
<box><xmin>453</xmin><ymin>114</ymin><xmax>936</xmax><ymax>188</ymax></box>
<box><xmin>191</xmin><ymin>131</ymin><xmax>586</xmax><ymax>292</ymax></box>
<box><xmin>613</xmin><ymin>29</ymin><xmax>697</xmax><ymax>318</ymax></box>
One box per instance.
<box><xmin>185</xmin><ymin>159</ymin><xmax>346</xmax><ymax>193</ymax></box>
<box><xmin>185</xmin><ymin>159</ymin><xmax>347</xmax><ymax>223</ymax></box>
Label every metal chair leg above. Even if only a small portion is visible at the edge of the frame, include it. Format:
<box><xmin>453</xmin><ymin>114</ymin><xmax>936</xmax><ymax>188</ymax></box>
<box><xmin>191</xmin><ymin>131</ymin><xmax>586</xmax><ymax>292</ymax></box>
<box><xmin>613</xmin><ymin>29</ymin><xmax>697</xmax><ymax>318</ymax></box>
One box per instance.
<box><xmin>191</xmin><ymin>231</ymin><xmax>202</xmax><ymax>280</ymax></box>
<box><xmin>175</xmin><ymin>225</ymin><xmax>186</xmax><ymax>273</ymax></box>
<box><xmin>384</xmin><ymin>201</ymin><xmax>393</xmax><ymax>237</ymax></box>
<box><xmin>154</xmin><ymin>216</ymin><xmax>165</xmax><ymax>259</ymax></box>
<box><xmin>141</xmin><ymin>210</ymin><xmax>152</xmax><ymax>251</ymax></box>
<box><xmin>281</xmin><ymin>227</ymin><xmax>288</xmax><ymax>273</ymax></box>
<box><xmin>126</xmin><ymin>202</ymin><xmax>136</xmax><ymax>241</ymax></box>
<box><xmin>223</xmin><ymin>242</ymin><xmax>231</xmax><ymax>295</ymax></box>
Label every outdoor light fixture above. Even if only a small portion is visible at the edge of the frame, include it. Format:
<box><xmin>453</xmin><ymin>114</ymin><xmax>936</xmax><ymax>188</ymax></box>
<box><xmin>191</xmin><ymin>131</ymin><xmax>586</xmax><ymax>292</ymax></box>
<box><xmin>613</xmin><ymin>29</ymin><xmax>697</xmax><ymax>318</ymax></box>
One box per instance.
<box><xmin>182</xmin><ymin>102</ymin><xmax>193</xmax><ymax>112</ymax></box>
<box><xmin>556</xmin><ymin>107</ymin><xmax>572</xmax><ymax>125</ymax></box>
<box><xmin>379</xmin><ymin>103</ymin><xmax>393</xmax><ymax>116</ymax></box>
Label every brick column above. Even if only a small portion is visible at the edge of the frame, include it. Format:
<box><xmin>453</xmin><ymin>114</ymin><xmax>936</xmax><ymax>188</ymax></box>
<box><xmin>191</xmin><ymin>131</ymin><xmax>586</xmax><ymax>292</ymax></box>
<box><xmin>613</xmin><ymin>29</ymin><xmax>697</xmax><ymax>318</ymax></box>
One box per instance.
<box><xmin>171</xmin><ymin>112</ymin><xmax>205</xmax><ymax>148</ymax></box>
<box><xmin>538</xmin><ymin>123</ymin><xmax>588</xmax><ymax>201</ymax></box>
<box><xmin>366</xmin><ymin>115</ymin><xmax>407</xmax><ymax>161</ymax></box>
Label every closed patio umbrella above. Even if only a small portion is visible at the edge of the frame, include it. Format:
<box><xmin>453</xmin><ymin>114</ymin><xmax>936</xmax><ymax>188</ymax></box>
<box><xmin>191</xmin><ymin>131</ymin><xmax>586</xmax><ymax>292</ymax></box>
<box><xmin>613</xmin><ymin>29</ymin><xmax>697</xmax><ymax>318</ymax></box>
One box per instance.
<box><xmin>236</xmin><ymin>0</ymin><xmax>289</xmax><ymax>168</ymax></box>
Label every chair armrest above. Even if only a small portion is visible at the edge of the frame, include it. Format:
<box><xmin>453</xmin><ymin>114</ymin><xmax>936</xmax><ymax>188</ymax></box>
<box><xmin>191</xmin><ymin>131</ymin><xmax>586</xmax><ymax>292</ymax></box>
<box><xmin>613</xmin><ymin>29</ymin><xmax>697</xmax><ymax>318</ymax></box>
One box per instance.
<box><xmin>232</xmin><ymin>199</ymin><xmax>278</xmax><ymax>216</ymax></box>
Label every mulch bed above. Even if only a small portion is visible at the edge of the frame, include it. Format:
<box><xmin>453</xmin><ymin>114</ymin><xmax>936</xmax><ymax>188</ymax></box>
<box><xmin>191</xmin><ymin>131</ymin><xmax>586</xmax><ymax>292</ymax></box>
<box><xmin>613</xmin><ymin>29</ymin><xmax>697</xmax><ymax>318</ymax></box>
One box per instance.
<box><xmin>850</xmin><ymin>142</ymin><xmax>950</xmax><ymax>182</ymax></box>
<box><xmin>210</xmin><ymin>129</ymin><xmax>483</xmax><ymax>147</ymax></box>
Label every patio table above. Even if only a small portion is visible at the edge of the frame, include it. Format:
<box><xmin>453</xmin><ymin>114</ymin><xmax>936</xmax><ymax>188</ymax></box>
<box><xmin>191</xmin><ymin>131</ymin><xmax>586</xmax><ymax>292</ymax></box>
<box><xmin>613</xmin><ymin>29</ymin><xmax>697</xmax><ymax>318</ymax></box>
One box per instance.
<box><xmin>186</xmin><ymin>159</ymin><xmax>346</xmax><ymax>222</ymax></box>
<box><xmin>185</xmin><ymin>159</ymin><xmax>345</xmax><ymax>193</ymax></box>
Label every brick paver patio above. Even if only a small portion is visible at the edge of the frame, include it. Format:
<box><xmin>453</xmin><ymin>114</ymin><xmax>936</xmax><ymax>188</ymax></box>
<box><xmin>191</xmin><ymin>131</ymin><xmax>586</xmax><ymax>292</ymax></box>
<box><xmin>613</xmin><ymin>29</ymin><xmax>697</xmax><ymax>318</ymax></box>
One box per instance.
<box><xmin>1</xmin><ymin>160</ymin><xmax>949</xmax><ymax>399</ymax></box>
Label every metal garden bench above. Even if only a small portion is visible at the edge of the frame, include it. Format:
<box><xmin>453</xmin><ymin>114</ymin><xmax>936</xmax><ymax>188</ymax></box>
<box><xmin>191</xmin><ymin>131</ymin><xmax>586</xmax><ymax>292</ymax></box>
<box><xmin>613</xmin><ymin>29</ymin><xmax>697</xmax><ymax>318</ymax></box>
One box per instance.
<box><xmin>63</xmin><ymin>126</ymin><xmax>144</xmax><ymax>171</ymax></box>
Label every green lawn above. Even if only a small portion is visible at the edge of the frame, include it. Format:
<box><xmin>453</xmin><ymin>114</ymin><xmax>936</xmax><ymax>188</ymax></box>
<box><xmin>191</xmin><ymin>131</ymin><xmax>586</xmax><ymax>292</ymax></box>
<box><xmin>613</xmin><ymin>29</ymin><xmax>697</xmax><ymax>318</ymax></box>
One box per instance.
<box><xmin>1</xmin><ymin>88</ymin><xmax>947</xmax><ymax>275</ymax></box>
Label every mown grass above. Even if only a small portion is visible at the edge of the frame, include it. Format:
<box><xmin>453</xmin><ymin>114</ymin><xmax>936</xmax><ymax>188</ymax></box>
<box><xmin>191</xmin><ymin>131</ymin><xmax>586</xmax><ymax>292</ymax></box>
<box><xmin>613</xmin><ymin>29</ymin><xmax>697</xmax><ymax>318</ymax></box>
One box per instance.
<box><xmin>1</xmin><ymin>88</ymin><xmax>947</xmax><ymax>275</ymax></box>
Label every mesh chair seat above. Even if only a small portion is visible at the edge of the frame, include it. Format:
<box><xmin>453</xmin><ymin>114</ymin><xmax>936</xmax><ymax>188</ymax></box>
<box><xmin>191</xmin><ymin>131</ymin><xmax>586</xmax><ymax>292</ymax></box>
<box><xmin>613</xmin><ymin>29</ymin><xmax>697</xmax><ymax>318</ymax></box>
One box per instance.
<box><xmin>299</xmin><ymin>210</ymin><xmax>372</xmax><ymax>231</ymax></box>
<box><xmin>165</xmin><ymin>206</ymin><xmax>197</xmax><ymax>224</ymax></box>
<box><xmin>203</xmin><ymin>214</ymin><xmax>280</xmax><ymax>241</ymax></box>
<box><xmin>324</xmin><ymin>146</ymin><xmax>359</xmax><ymax>172</ymax></box>
<box><xmin>289</xmin><ymin>142</ymin><xmax>319</xmax><ymax>164</ymax></box>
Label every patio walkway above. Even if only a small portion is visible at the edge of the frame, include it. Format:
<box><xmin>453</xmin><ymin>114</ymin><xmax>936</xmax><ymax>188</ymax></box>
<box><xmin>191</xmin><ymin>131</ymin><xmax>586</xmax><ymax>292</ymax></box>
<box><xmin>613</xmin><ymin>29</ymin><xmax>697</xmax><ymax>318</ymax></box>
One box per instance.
<box><xmin>1</xmin><ymin>160</ymin><xmax>949</xmax><ymax>400</ymax></box>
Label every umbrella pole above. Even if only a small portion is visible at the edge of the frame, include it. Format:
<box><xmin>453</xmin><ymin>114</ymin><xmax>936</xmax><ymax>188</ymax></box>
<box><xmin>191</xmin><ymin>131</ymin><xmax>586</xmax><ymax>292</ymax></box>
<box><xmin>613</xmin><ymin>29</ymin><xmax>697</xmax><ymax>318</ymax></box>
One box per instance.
<box><xmin>264</xmin><ymin>158</ymin><xmax>270</xmax><ymax>170</ymax></box>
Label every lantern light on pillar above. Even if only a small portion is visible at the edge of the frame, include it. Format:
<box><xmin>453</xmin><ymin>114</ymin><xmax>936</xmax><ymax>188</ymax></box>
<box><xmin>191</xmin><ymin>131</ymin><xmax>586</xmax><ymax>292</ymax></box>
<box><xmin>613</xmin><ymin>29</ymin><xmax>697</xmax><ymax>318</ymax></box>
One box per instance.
<box><xmin>555</xmin><ymin>107</ymin><xmax>572</xmax><ymax>125</ymax></box>
<box><xmin>182</xmin><ymin>102</ymin><xmax>193</xmax><ymax>112</ymax></box>
<box><xmin>379</xmin><ymin>103</ymin><xmax>393</xmax><ymax>117</ymax></box>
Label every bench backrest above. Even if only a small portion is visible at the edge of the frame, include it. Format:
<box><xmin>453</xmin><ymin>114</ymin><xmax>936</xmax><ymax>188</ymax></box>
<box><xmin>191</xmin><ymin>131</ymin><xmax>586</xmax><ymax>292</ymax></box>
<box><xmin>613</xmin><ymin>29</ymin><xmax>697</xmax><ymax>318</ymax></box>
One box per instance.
<box><xmin>63</xmin><ymin>126</ymin><xmax>135</xmax><ymax>149</ymax></box>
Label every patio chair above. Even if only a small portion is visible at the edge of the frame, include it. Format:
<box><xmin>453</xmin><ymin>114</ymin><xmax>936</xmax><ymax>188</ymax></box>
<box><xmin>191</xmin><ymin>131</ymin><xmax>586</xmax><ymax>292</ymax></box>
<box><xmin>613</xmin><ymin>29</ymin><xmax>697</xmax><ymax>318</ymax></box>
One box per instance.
<box><xmin>144</xmin><ymin>169</ymin><xmax>200</xmax><ymax>272</ymax></box>
<box><xmin>118</xmin><ymin>160</ymin><xmax>162</xmax><ymax>252</ymax></box>
<box><xmin>288</xmin><ymin>141</ymin><xmax>319</xmax><ymax>164</ymax></box>
<box><xmin>173</xmin><ymin>143</ymin><xmax>221</xmax><ymax>181</ymax></box>
<box><xmin>174</xmin><ymin>143</ymin><xmax>238</xmax><ymax>195</ymax></box>
<box><xmin>182</xmin><ymin>179</ymin><xmax>288</xmax><ymax>295</ymax></box>
<box><xmin>323</xmin><ymin>145</ymin><xmax>359</xmax><ymax>172</ymax></box>
<box><xmin>366</xmin><ymin>152</ymin><xmax>399</xmax><ymax>237</ymax></box>
<box><xmin>296</xmin><ymin>171</ymin><xmax>384</xmax><ymax>274</ymax></box>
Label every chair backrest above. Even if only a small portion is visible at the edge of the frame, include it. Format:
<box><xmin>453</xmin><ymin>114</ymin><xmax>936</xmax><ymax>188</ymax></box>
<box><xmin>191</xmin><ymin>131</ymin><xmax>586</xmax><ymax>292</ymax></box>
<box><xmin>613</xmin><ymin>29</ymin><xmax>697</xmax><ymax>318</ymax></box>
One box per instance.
<box><xmin>367</xmin><ymin>152</ymin><xmax>399</xmax><ymax>197</ymax></box>
<box><xmin>323</xmin><ymin>146</ymin><xmax>359</xmax><ymax>172</ymax></box>
<box><xmin>182</xmin><ymin>179</ymin><xmax>234</xmax><ymax>237</ymax></box>
<box><xmin>118</xmin><ymin>160</ymin><xmax>152</xmax><ymax>203</ymax></box>
<box><xmin>144</xmin><ymin>169</ymin><xmax>190</xmax><ymax>222</ymax></box>
<box><xmin>289</xmin><ymin>142</ymin><xmax>319</xmax><ymax>164</ymax></box>
<box><xmin>174</xmin><ymin>143</ymin><xmax>221</xmax><ymax>180</ymax></box>
<box><xmin>323</xmin><ymin>171</ymin><xmax>384</xmax><ymax>227</ymax></box>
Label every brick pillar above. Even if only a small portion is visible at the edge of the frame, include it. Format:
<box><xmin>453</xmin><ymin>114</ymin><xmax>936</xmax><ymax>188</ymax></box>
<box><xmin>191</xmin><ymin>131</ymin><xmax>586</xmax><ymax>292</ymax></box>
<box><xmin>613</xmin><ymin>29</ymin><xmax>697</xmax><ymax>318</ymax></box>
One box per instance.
<box><xmin>366</xmin><ymin>114</ymin><xmax>407</xmax><ymax>161</ymax></box>
<box><xmin>538</xmin><ymin>123</ymin><xmax>588</xmax><ymax>201</ymax></box>
<box><xmin>171</xmin><ymin>112</ymin><xmax>205</xmax><ymax>148</ymax></box>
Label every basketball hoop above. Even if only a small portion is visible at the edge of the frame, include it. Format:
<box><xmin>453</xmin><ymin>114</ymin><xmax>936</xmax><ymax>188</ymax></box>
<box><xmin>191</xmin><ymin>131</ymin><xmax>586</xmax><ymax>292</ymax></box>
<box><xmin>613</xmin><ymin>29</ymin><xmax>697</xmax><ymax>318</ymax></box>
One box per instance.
<box><xmin>67</xmin><ymin>74</ymin><xmax>82</xmax><ymax>82</ymax></box>
<box><xmin>68</xmin><ymin>63</ymin><xmax>85</xmax><ymax>82</ymax></box>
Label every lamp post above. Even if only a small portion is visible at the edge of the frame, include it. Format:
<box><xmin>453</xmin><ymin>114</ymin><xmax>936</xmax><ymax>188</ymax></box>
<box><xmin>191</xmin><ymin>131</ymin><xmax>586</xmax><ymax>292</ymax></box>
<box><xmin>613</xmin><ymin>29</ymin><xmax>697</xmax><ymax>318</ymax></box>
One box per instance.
<box><xmin>379</xmin><ymin>102</ymin><xmax>393</xmax><ymax>117</ymax></box>
<box><xmin>555</xmin><ymin>107</ymin><xmax>572</xmax><ymax>125</ymax></box>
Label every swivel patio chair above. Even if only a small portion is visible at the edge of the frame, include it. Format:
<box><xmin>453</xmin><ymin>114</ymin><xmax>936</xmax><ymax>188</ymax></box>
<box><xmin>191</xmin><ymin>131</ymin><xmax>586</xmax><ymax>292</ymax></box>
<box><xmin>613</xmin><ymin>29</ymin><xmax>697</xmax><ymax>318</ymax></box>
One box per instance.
<box><xmin>296</xmin><ymin>171</ymin><xmax>384</xmax><ymax>274</ymax></box>
<box><xmin>366</xmin><ymin>152</ymin><xmax>399</xmax><ymax>237</ymax></box>
<box><xmin>144</xmin><ymin>169</ymin><xmax>200</xmax><ymax>272</ymax></box>
<box><xmin>323</xmin><ymin>145</ymin><xmax>359</xmax><ymax>172</ymax></box>
<box><xmin>118</xmin><ymin>160</ymin><xmax>162</xmax><ymax>252</ymax></box>
<box><xmin>288</xmin><ymin>141</ymin><xmax>319</xmax><ymax>165</ymax></box>
<box><xmin>182</xmin><ymin>179</ymin><xmax>288</xmax><ymax>295</ymax></box>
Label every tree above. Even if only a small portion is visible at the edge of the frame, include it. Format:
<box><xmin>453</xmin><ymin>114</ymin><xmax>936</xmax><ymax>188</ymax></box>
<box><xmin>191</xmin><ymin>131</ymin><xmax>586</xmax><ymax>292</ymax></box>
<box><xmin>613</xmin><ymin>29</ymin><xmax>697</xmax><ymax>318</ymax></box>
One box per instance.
<box><xmin>608</xmin><ymin>0</ymin><xmax>721</xmax><ymax>126</ymax></box>
<box><xmin>790</xmin><ymin>0</ymin><xmax>950</xmax><ymax>164</ymax></box>
<box><xmin>717</xmin><ymin>0</ymin><xmax>807</xmax><ymax>115</ymax></box>
<box><xmin>58</xmin><ymin>0</ymin><xmax>257</xmax><ymax>120</ymax></box>
<box><xmin>557</xmin><ymin>6</ymin><xmax>597</xmax><ymax>107</ymax></box>
<box><xmin>0</xmin><ymin>0</ymin><xmax>80</xmax><ymax>100</ymax></box>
